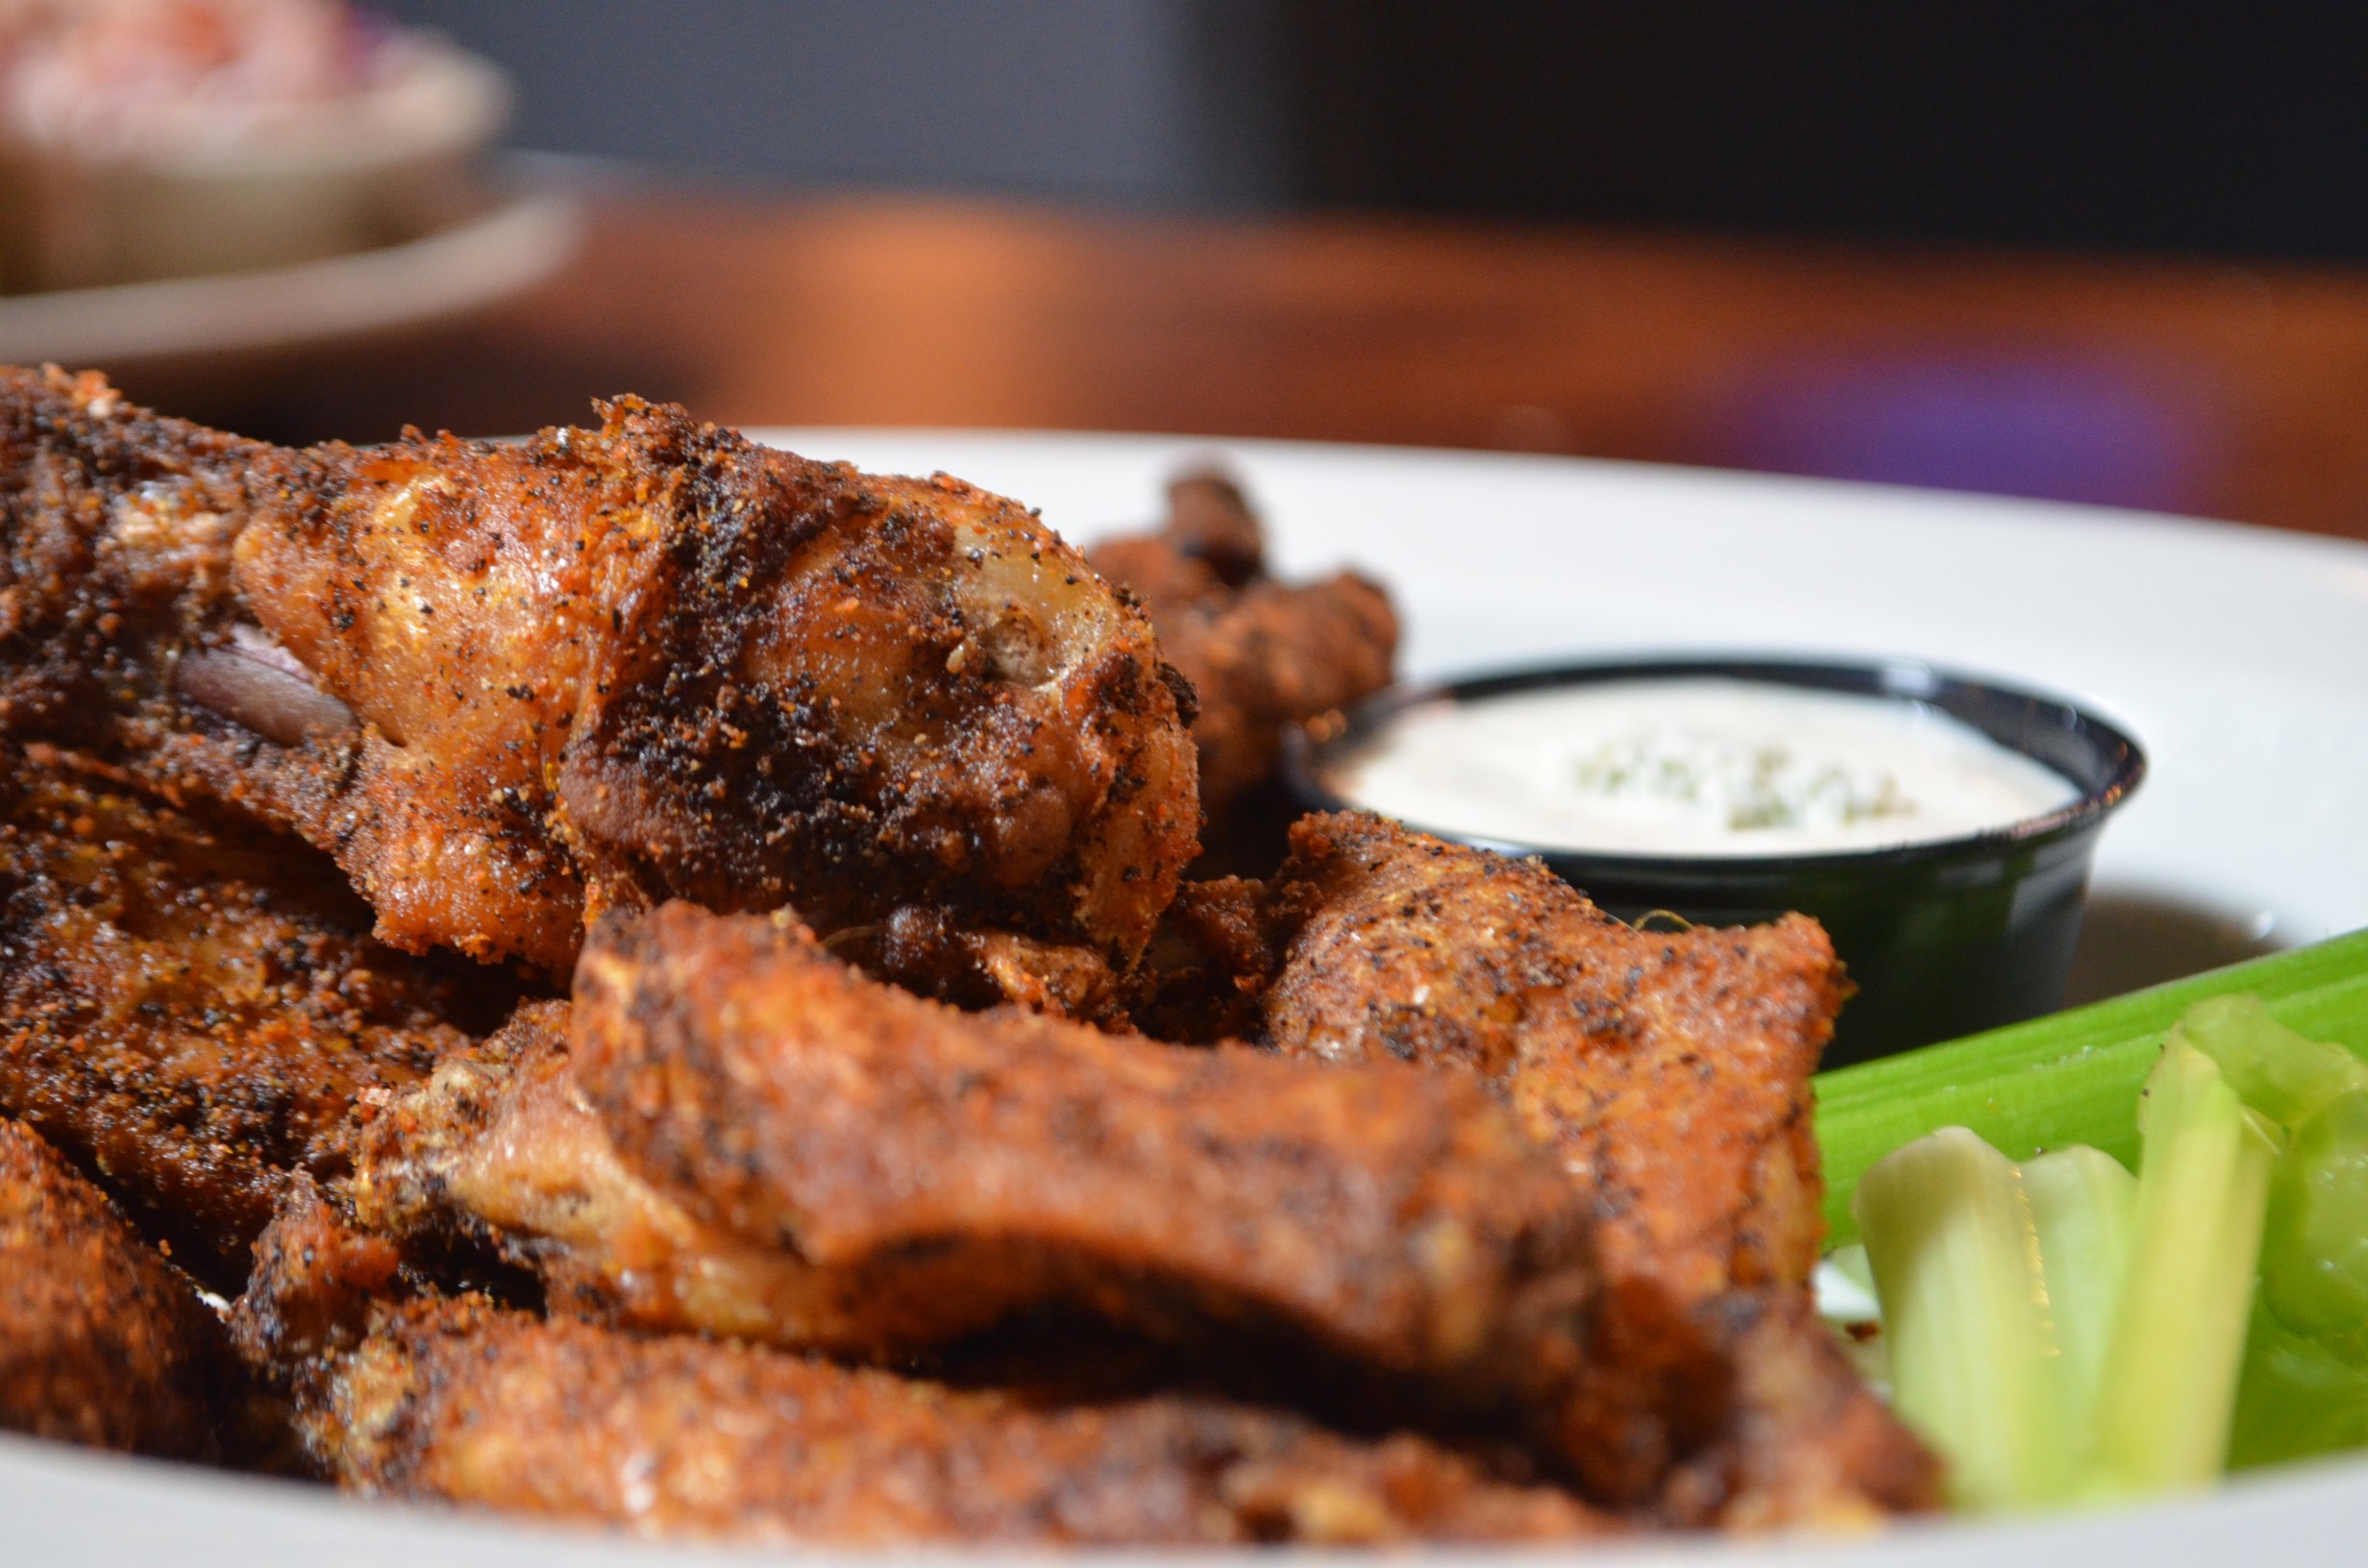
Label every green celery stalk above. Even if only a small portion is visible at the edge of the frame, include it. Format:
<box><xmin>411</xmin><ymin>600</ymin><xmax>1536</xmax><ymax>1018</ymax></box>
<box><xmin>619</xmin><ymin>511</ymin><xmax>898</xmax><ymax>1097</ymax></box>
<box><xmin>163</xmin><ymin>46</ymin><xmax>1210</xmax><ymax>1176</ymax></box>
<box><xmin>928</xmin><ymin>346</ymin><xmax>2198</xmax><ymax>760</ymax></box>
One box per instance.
<box><xmin>2260</xmin><ymin>1087</ymin><xmax>2368</xmax><ymax>1335</ymax></box>
<box><xmin>2021</xmin><ymin>1144</ymin><xmax>2138</xmax><ymax>1451</ymax></box>
<box><xmin>2084</xmin><ymin>1041</ymin><xmax>2281</xmax><ymax>1498</ymax></box>
<box><xmin>1817</xmin><ymin>927</ymin><xmax>2368</xmax><ymax>1247</ymax></box>
<box><xmin>1853</xmin><ymin>1127</ymin><xmax>2067</xmax><ymax>1512</ymax></box>
<box><xmin>2229</xmin><ymin>1304</ymin><xmax>2368</xmax><ymax>1469</ymax></box>
<box><xmin>2176</xmin><ymin>993</ymin><xmax>2368</xmax><ymax>1129</ymax></box>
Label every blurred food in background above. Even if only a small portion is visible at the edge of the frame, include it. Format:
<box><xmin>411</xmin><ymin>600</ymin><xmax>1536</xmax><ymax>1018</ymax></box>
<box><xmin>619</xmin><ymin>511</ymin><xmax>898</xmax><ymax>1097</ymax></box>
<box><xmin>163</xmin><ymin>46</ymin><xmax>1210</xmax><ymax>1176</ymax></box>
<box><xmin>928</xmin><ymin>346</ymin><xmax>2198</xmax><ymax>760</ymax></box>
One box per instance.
<box><xmin>0</xmin><ymin>0</ymin><xmax>506</xmax><ymax>291</ymax></box>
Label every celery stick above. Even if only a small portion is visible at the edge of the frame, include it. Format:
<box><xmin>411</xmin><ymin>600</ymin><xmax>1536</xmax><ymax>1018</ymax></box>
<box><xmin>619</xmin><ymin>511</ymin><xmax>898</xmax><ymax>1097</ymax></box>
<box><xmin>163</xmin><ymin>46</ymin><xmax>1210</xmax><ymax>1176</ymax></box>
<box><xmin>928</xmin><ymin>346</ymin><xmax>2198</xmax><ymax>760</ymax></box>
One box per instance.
<box><xmin>2022</xmin><ymin>1145</ymin><xmax>2137</xmax><ymax>1448</ymax></box>
<box><xmin>2229</xmin><ymin>1303</ymin><xmax>2368</xmax><ymax>1470</ymax></box>
<box><xmin>1853</xmin><ymin>1127</ymin><xmax>2066</xmax><ymax>1512</ymax></box>
<box><xmin>1817</xmin><ymin>926</ymin><xmax>2368</xmax><ymax>1247</ymax></box>
<box><xmin>2260</xmin><ymin>1087</ymin><xmax>2368</xmax><ymax>1334</ymax></box>
<box><xmin>2084</xmin><ymin>1042</ymin><xmax>2280</xmax><ymax>1497</ymax></box>
<box><xmin>2176</xmin><ymin>993</ymin><xmax>2368</xmax><ymax>1130</ymax></box>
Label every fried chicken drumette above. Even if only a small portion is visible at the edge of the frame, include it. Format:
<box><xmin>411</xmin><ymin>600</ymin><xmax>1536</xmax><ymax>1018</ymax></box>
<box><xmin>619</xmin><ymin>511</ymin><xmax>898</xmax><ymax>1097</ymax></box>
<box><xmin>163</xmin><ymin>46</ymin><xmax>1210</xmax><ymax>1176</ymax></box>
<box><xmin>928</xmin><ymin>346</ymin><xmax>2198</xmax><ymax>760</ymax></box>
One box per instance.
<box><xmin>0</xmin><ymin>744</ymin><xmax>512</xmax><ymax>1287</ymax></box>
<box><xmin>0</xmin><ymin>366</ymin><xmax>1198</xmax><ymax>980</ymax></box>
<box><xmin>0</xmin><ymin>1118</ymin><xmax>235</xmax><ymax>1458</ymax></box>
<box><xmin>1089</xmin><ymin>469</ymin><xmax>1396</xmax><ymax>816</ymax></box>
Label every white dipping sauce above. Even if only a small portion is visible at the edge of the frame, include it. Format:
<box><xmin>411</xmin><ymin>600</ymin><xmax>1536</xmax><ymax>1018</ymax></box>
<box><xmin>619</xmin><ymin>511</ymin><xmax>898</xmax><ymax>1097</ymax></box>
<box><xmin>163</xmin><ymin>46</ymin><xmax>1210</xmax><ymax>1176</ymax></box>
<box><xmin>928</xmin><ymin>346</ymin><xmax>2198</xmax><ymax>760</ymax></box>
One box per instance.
<box><xmin>1331</xmin><ymin>678</ymin><xmax>2080</xmax><ymax>857</ymax></box>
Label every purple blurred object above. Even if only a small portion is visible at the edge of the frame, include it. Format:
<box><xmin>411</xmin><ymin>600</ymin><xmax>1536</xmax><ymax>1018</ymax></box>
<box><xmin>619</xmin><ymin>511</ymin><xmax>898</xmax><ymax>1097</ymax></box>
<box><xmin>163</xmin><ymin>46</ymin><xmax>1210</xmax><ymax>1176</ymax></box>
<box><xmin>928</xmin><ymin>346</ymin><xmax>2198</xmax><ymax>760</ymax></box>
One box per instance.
<box><xmin>1708</xmin><ymin>353</ymin><xmax>2219</xmax><ymax>514</ymax></box>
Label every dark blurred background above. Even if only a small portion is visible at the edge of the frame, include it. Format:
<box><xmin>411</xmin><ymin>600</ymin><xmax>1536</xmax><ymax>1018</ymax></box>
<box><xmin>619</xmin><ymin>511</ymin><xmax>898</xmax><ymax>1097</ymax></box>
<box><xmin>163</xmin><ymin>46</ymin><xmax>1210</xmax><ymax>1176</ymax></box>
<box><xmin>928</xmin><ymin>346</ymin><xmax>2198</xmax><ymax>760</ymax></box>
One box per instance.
<box><xmin>46</xmin><ymin>0</ymin><xmax>2367</xmax><ymax>538</ymax></box>
<box><xmin>385</xmin><ymin>0</ymin><xmax>2368</xmax><ymax>259</ymax></box>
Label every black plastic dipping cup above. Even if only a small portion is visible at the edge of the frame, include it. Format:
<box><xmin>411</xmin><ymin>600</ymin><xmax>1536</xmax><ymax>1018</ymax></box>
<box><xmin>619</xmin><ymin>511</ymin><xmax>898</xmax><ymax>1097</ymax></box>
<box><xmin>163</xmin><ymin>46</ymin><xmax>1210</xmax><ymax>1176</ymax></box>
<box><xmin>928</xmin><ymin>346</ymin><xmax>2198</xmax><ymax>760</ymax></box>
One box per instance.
<box><xmin>1284</xmin><ymin>655</ymin><xmax>2146</xmax><ymax>1067</ymax></box>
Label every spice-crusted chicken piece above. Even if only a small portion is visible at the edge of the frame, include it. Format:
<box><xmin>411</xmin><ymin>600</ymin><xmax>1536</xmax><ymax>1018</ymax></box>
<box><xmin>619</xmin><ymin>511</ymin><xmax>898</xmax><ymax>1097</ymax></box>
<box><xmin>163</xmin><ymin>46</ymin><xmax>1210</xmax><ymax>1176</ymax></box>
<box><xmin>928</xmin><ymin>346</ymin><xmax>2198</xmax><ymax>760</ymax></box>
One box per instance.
<box><xmin>1089</xmin><ymin>469</ymin><xmax>1396</xmax><ymax>814</ymax></box>
<box><xmin>572</xmin><ymin>902</ymin><xmax>1606</xmax><ymax>1389</ymax></box>
<box><xmin>1255</xmin><ymin>813</ymin><xmax>1937</xmax><ymax>1526</ymax></box>
<box><xmin>350</xmin><ymin>1010</ymin><xmax>1260</xmax><ymax>1381</ymax></box>
<box><xmin>237</xmin><ymin>1198</ymin><xmax>1604</xmax><ymax>1547</ymax></box>
<box><xmin>315</xmin><ymin>1305</ymin><xmax>1610</xmax><ymax>1546</ymax></box>
<box><xmin>825</xmin><ymin>905</ymin><xmax>1128</xmax><ymax>1024</ymax></box>
<box><xmin>358</xmin><ymin>904</ymin><xmax>1603</xmax><ymax>1388</ymax></box>
<box><xmin>1265</xmin><ymin>813</ymin><xmax>1837</xmax><ymax>1301</ymax></box>
<box><xmin>1129</xmin><ymin>873</ymin><xmax>1289</xmax><ymax>1042</ymax></box>
<box><xmin>0</xmin><ymin>366</ymin><xmax>1198</xmax><ymax>978</ymax></box>
<box><xmin>0</xmin><ymin>1118</ymin><xmax>234</xmax><ymax>1458</ymax></box>
<box><xmin>349</xmin><ymin>912</ymin><xmax>1879</xmax><ymax>1521</ymax></box>
<box><xmin>0</xmin><ymin>744</ymin><xmax>513</xmax><ymax>1288</ymax></box>
<box><xmin>348</xmin><ymin>998</ymin><xmax>889</xmax><ymax>1350</ymax></box>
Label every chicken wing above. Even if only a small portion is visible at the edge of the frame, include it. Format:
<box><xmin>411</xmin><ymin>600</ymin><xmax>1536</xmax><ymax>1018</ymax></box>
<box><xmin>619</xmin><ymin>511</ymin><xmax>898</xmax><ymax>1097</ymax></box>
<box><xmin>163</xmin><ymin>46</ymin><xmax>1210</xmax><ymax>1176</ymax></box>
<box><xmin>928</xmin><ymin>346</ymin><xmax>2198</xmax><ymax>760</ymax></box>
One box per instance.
<box><xmin>0</xmin><ymin>366</ymin><xmax>1198</xmax><ymax>977</ymax></box>
<box><xmin>348</xmin><ymin>923</ymin><xmax>1893</xmax><ymax>1518</ymax></box>
<box><xmin>1090</xmin><ymin>469</ymin><xmax>1396</xmax><ymax>816</ymax></box>
<box><xmin>349</xmin><ymin>998</ymin><xmax>923</xmax><ymax>1354</ymax></box>
<box><xmin>569</xmin><ymin>902</ymin><xmax>1605</xmax><ymax>1384</ymax></box>
<box><xmin>238</xmin><ymin>1191</ymin><xmax>1602</xmax><ymax>1547</ymax></box>
<box><xmin>1256</xmin><ymin>812</ymin><xmax>1936</xmax><ymax>1524</ymax></box>
<box><xmin>1129</xmin><ymin>873</ymin><xmax>1289</xmax><ymax>1042</ymax></box>
<box><xmin>0</xmin><ymin>743</ymin><xmax>512</xmax><ymax>1286</ymax></box>
<box><xmin>1264</xmin><ymin>811</ymin><xmax>1837</xmax><ymax>1299</ymax></box>
<box><xmin>0</xmin><ymin>1117</ymin><xmax>234</xmax><ymax>1458</ymax></box>
<box><xmin>356</xmin><ymin>903</ymin><xmax>1600</xmax><ymax>1395</ymax></box>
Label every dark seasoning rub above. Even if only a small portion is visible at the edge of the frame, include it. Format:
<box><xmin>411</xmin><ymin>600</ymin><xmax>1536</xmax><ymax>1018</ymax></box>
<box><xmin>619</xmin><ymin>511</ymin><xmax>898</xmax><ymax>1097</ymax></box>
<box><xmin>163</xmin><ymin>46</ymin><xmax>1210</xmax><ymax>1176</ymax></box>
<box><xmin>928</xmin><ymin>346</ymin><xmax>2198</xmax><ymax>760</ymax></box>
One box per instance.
<box><xmin>0</xmin><ymin>366</ymin><xmax>1939</xmax><ymax>1545</ymax></box>
<box><xmin>0</xmin><ymin>366</ymin><xmax>1200</xmax><ymax>989</ymax></box>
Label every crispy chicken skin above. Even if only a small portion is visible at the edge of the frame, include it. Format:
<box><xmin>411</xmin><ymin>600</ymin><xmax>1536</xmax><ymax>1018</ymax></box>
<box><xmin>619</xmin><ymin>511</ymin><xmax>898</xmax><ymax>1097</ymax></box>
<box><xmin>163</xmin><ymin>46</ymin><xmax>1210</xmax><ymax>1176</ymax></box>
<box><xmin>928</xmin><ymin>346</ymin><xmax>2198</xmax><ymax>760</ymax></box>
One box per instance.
<box><xmin>0</xmin><ymin>369</ymin><xmax>264</xmax><ymax>747</ymax></box>
<box><xmin>1131</xmin><ymin>873</ymin><xmax>1288</xmax><ymax>1041</ymax></box>
<box><xmin>1257</xmin><ymin>813</ymin><xmax>1936</xmax><ymax>1524</ymax></box>
<box><xmin>0</xmin><ymin>744</ymin><xmax>509</xmax><ymax>1287</ymax></box>
<box><xmin>562</xmin><ymin>901</ymin><xmax>1599</xmax><ymax>1386</ymax></box>
<box><xmin>241</xmin><ymin>1197</ymin><xmax>1603</xmax><ymax>1547</ymax></box>
<box><xmin>348</xmin><ymin>901</ymin><xmax>1607</xmax><ymax>1388</ymax></box>
<box><xmin>0</xmin><ymin>366</ymin><xmax>1198</xmax><ymax>976</ymax></box>
<box><xmin>348</xmin><ymin>998</ymin><xmax>918</xmax><ymax>1353</ymax></box>
<box><xmin>1089</xmin><ymin>469</ymin><xmax>1396</xmax><ymax>813</ymax></box>
<box><xmin>343</xmin><ymin>921</ymin><xmax>1898</xmax><ymax>1521</ymax></box>
<box><xmin>1265</xmin><ymin>812</ymin><xmax>1838</xmax><ymax>1300</ymax></box>
<box><xmin>0</xmin><ymin>1118</ymin><xmax>232</xmax><ymax>1458</ymax></box>
<box><xmin>312</xmin><ymin>1304</ymin><xmax>1606</xmax><ymax>1546</ymax></box>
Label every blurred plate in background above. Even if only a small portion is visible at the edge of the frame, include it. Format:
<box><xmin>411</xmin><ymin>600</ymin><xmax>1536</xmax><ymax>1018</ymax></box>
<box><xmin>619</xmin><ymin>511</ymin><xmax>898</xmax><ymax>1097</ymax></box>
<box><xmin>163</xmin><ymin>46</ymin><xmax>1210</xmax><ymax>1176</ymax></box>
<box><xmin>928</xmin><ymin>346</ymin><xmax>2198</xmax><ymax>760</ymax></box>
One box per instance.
<box><xmin>0</xmin><ymin>190</ymin><xmax>578</xmax><ymax>367</ymax></box>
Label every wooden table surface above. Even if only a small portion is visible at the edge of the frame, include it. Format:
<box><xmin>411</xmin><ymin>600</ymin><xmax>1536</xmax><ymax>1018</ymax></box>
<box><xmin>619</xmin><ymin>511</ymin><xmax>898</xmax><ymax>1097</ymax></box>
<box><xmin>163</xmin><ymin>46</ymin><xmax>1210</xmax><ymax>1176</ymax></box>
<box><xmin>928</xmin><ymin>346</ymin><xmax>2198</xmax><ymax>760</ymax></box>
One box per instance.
<box><xmin>122</xmin><ymin>188</ymin><xmax>2368</xmax><ymax>541</ymax></box>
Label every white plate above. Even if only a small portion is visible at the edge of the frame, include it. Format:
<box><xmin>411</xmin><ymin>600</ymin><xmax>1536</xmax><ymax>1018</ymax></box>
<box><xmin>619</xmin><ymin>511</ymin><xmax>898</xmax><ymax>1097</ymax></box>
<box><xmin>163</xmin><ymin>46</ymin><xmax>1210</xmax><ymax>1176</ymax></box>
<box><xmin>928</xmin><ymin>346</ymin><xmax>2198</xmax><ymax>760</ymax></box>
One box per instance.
<box><xmin>0</xmin><ymin>192</ymin><xmax>581</xmax><ymax>366</ymax></box>
<box><xmin>12</xmin><ymin>431</ymin><xmax>2367</xmax><ymax>1565</ymax></box>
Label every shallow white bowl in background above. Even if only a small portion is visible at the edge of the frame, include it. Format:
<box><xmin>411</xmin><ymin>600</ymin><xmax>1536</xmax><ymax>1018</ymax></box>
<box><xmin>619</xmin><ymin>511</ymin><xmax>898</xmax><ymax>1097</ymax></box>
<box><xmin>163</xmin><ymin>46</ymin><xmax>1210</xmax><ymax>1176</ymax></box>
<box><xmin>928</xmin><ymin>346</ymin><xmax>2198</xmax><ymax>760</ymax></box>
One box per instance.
<box><xmin>0</xmin><ymin>39</ymin><xmax>509</xmax><ymax>292</ymax></box>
